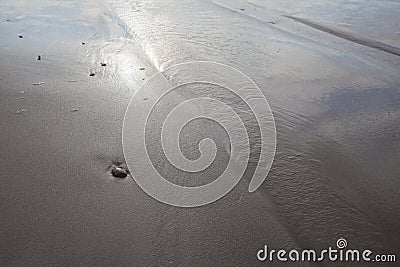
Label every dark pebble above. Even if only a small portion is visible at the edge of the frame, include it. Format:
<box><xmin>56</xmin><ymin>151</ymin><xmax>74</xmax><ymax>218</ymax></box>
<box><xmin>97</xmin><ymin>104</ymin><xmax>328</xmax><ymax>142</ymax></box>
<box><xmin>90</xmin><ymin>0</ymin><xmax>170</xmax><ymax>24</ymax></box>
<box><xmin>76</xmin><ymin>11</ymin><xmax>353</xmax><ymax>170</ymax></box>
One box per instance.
<box><xmin>240</xmin><ymin>8</ymin><xmax>245</xmax><ymax>11</ymax></box>
<box><xmin>18</xmin><ymin>35</ymin><xmax>23</xmax><ymax>39</ymax></box>
<box><xmin>139</xmin><ymin>67</ymin><xmax>145</xmax><ymax>70</ymax></box>
<box><xmin>89</xmin><ymin>73</ymin><xmax>95</xmax><ymax>77</ymax></box>
<box><xmin>37</xmin><ymin>55</ymin><xmax>41</xmax><ymax>61</ymax></box>
<box><xmin>100</xmin><ymin>63</ymin><xmax>107</xmax><ymax>67</ymax></box>
<box><xmin>111</xmin><ymin>167</ymin><xmax>128</xmax><ymax>178</ymax></box>
<box><xmin>81</xmin><ymin>42</ymin><xmax>86</xmax><ymax>45</ymax></box>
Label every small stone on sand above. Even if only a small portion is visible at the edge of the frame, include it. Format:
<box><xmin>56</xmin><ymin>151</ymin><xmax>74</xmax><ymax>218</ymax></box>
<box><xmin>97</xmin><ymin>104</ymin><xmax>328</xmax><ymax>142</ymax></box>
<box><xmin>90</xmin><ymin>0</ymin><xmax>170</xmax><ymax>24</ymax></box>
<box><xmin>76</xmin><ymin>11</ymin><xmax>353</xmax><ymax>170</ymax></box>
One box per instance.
<box><xmin>70</xmin><ymin>108</ymin><xmax>79</xmax><ymax>112</ymax></box>
<box><xmin>139</xmin><ymin>67</ymin><xmax>145</xmax><ymax>71</ymax></box>
<box><xmin>33</xmin><ymin>82</ymin><xmax>45</xmax><ymax>86</ymax></box>
<box><xmin>18</xmin><ymin>35</ymin><xmax>23</xmax><ymax>39</ymax></box>
<box><xmin>37</xmin><ymin>55</ymin><xmax>41</xmax><ymax>61</ymax></box>
<box><xmin>111</xmin><ymin>167</ymin><xmax>128</xmax><ymax>178</ymax></box>
<box><xmin>100</xmin><ymin>63</ymin><xmax>107</xmax><ymax>67</ymax></box>
<box><xmin>81</xmin><ymin>42</ymin><xmax>86</xmax><ymax>45</ymax></box>
<box><xmin>109</xmin><ymin>161</ymin><xmax>130</xmax><ymax>178</ymax></box>
<box><xmin>89</xmin><ymin>73</ymin><xmax>95</xmax><ymax>77</ymax></box>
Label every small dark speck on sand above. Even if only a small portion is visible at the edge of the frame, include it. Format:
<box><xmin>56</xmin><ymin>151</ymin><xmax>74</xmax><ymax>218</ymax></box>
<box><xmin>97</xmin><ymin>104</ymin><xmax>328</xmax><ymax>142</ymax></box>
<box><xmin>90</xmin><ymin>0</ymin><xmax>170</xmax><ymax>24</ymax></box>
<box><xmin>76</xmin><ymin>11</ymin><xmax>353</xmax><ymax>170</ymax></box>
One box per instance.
<box><xmin>139</xmin><ymin>67</ymin><xmax>145</xmax><ymax>71</ymax></box>
<box><xmin>100</xmin><ymin>63</ymin><xmax>107</xmax><ymax>67</ymax></box>
<box><xmin>70</xmin><ymin>108</ymin><xmax>79</xmax><ymax>112</ymax></box>
<box><xmin>81</xmin><ymin>42</ymin><xmax>86</xmax><ymax>45</ymax></box>
<box><xmin>143</xmin><ymin>97</ymin><xmax>149</xmax><ymax>101</ymax></box>
<box><xmin>109</xmin><ymin>161</ymin><xmax>130</xmax><ymax>178</ymax></box>
<box><xmin>6</xmin><ymin>19</ymin><xmax>10</xmax><ymax>22</ymax></box>
<box><xmin>33</xmin><ymin>82</ymin><xmax>45</xmax><ymax>86</ymax></box>
<box><xmin>89</xmin><ymin>73</ymin><xmax>95</xmax><ymax>77</ymax></box>
<box><xmin>240</xmin><ymin>8</ymin><xmax>245</xmax><ymax>11</ymax></box>
<box><xmin>111</xmin><ymin>167</ymin><xmax>128</xmax><ymax>178</ymax></box>
<box><xmin>37</xmin><ymin>55</ymin><xmax>41</xmax><ymax>61</ymax></box>
<box><xmin>18</xmin><ymin>35</ymin><xmax>23</xmax><ymax>39</ymax></box>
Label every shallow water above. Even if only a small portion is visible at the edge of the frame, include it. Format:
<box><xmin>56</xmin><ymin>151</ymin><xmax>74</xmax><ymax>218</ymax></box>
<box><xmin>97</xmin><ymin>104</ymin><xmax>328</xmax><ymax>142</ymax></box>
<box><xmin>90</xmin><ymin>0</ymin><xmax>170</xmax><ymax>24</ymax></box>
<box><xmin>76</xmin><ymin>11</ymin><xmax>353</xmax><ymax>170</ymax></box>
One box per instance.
<box><xmin>108</xmin><ymin>0</ymin><xmax>400</xmax><ymax>261</ymax></box>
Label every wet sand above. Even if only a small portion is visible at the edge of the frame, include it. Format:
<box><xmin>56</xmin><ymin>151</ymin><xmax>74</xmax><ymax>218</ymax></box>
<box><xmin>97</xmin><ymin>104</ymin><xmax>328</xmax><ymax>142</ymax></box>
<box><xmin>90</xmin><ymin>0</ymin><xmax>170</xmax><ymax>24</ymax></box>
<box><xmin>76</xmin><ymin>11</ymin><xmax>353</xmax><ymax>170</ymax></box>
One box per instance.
<box><xmin>1</xmin><ymin>0</ymin><xmax>400</xmax><ymax>266</ymax></box>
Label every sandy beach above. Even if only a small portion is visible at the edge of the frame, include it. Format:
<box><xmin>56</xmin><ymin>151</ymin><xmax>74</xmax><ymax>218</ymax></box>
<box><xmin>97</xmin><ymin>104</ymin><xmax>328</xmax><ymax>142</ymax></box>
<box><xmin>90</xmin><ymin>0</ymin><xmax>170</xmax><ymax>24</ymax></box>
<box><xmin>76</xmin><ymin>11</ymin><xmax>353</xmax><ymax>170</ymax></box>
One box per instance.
<box><xmin>1</xmin><ymin>0</ymin><xmax>399</xmax><ymax>265</ymax></box>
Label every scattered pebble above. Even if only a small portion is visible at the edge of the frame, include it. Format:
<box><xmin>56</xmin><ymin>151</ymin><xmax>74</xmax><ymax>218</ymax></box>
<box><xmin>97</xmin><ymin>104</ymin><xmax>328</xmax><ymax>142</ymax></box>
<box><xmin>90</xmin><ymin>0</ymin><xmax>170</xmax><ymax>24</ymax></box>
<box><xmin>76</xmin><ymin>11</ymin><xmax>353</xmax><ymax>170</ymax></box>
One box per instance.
<box><xmin>240</xmin><ymin>8</ymin><xmax>245</xmax><ymax>11</ymax></box>
<box><xmin>33</xmin><ymin>82</ymin><xmax>45</xmax><ymax>86</ymax></box>
<box><xmin>37</xmin><ymin>55</ymin><xmax>41</xmax><ymax>61</ymax></box>
<box><xmin>81</xmin><ymin>42</ymin><xmax>86</xmax><ymax>45</ymax></box>
<box><xmin>143</xmin><ymin>97</ymin><xmax>149</xmax><ymax>101</ymax></box>
<box><xmin>111</xmin><ymin>167</ymin><xmax>128</xmax><ymax>178</ymax></box>
<box><xmin>109</xmin><ymin>161</ymin><xmax>130</xmax><ymax>178</ymax></box>
<box><xmin>139</xmin><ymin>67</ymin><xmax>145</xmax><ymax>71</ymax></box>
<box><xmin>14</xmin><ymin>109</ymin><xmax>26</xmax><ymax>115</ymax></box>
<box><xmin>141</xmin><ymin>78</ymin><xmax>145</xmax><ymax>81</ymax></box>
<box><xmin>89</xmin><ymin>73</ymin><xmax>95</xmax><ymax>77</ymax></box>
<box><xmin>100</xmin><ymin>63</ymin><xmax>107</xmax><ymax>67</ymax></box>
<box><xmin>70</xmin><ymin>108</ymin><xmax>79</xmax><ymax>112</ymax></box>
<box><xmin>18</xmin><ymin>35</ymin><xmax>23</xmax><ymax>39</ymax></box>
<box><xmin>271</xmin><ymin>21</ymin><xmax>277</xmax><ymax>24</ymax></box>
<box><xmin>6</xmin><ymin>19</ymin><xmax>10</xmax><ymax>22</ymax></box>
